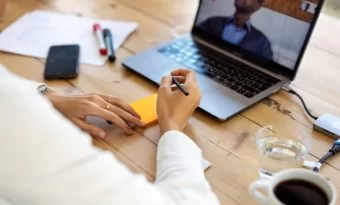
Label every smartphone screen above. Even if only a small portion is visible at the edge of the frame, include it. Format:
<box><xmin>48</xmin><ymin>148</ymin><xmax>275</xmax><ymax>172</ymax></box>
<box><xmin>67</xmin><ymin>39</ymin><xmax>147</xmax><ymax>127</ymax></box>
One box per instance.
<box><xmin>44</xmin><ymin>45</ymin><xmax>80</xmax><ymax>79</ymax></box>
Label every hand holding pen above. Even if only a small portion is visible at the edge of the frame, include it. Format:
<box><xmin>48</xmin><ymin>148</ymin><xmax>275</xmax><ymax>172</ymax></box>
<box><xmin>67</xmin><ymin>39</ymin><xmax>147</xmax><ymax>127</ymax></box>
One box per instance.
<box><xmin>157</xmin><ymin>69</ymin><xmax>201</xmax><ymax>134</ymax></box>
<box><xmin>172</xmin><ymin>76</ymin><xmax>189</xmax><ymax>96</ymax></box>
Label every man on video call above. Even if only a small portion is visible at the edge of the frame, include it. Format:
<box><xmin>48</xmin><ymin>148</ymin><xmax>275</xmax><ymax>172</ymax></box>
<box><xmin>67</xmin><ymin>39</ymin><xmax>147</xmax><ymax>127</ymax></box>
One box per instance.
<box><xmin>199</xmin><ymin>0</ymin><xmax>273</xmax><ymax>60</ymax></box>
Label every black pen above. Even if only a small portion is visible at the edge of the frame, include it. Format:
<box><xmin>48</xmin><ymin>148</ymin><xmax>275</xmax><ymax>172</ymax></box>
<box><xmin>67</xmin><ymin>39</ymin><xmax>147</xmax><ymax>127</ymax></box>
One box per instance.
<box><xmin>103</xmin><ymin>28</ymin><xmax>116</xmax><ymax>62</ymax></box>
<box><xmin>172</xmin><ymin>76</ymin><xmax>189</xmax><ymax>96</ymax></box>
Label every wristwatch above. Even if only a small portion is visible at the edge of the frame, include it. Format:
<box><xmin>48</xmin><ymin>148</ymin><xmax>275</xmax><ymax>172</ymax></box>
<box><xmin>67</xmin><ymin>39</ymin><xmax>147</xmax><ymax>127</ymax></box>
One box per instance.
<box><xmin>36</xmin><ymin>84</ymin><xmax>51</xmax><ymax>95</ymax></box>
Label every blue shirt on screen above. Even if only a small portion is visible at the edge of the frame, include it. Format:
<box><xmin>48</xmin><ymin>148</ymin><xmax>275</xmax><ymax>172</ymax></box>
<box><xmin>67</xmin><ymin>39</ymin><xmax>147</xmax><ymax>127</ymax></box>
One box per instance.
<box><xmin>222</xmin><ymin>18</ymin><xmax>251</xmax><ymax>45</ymax></box>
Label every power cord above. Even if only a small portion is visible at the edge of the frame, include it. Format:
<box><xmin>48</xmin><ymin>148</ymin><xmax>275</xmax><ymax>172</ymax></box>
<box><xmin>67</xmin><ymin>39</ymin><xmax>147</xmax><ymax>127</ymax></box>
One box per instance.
<box><xmin>282</xmin><ymin>86</ymin><xmax>340</xmax><ymax>172</ymax></box>
<box><xmin>284</xmin><ymin>88</ymin><xmax>318</xmax><ymax>120</ymax></box>
<box><xmin>313</xmin><ymin>139</ymin><xmax>340</xmax><ymax>172</ymax></box>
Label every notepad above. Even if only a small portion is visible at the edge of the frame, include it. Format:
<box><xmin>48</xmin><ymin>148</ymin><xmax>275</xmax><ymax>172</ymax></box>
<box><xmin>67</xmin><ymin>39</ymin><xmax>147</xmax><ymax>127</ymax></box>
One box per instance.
<box><xmin>130</xmin><ymin>94</ymin><xmax>158</xmax><ymax>127</ymax></box>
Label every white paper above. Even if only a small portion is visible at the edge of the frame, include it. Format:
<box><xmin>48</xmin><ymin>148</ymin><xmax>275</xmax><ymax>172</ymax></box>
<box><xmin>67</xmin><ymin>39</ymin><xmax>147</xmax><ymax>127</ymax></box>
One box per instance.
<box><xmin>202</xmin><ymin>158</ymin><xmax>212</xmax><ymax>171</ymax></box>
<box><xmin>0</xmin><ymin>10</ymin><xmax>138</xmax><ymax>66</ymax></box>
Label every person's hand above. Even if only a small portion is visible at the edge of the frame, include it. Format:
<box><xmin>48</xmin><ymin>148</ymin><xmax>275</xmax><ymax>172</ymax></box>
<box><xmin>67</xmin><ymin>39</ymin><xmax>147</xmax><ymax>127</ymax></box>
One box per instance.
<box><xmin>47</xmin><ymin>92</ymin><xmax>144</xmax><ymax>138</ymax></box>
<box><xmin>157</xmin><ymin>69</ymin><xmax>202</xmax><ymax>135</ymax></box>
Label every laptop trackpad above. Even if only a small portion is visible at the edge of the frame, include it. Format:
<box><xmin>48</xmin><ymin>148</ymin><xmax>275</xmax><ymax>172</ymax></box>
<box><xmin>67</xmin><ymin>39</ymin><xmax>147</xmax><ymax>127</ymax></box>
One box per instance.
<box><xmin>196</xmin><ymin>73</ymin><xmax>248</xmax><ymax>120</ymax></box>
<box><xmin>147</xmin><ymin>63</ymin><xmax>181</xmax><ymax>84</ymax></box>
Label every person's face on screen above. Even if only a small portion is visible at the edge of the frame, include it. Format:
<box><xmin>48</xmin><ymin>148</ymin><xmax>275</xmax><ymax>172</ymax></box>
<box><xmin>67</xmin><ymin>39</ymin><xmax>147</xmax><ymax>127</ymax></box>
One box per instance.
<box><xmin>234</xmin><ymin>0</ymin><xmax>263</xmax><ymax>14</ymax></box>
<box><xmin>0</xmin><ymin>0</ymin><xmax>7</xmax><ymax>22</ymax></box>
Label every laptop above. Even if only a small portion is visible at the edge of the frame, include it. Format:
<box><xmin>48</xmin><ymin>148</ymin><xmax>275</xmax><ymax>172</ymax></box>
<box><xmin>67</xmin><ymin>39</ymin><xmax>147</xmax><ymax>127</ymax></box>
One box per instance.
<box><xmin>123</xmin><ymin>0</ymin><xmax>324</xmax><ymax>121</ymax></box>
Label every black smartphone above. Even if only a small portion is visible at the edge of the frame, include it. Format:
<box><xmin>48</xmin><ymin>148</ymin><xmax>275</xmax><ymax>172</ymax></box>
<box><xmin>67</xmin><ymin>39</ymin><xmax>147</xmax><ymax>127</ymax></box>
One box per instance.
<box><xmin>44</xmin><ymin>45</ymin><xmax>80</xmax><ymax>79</ymax></box>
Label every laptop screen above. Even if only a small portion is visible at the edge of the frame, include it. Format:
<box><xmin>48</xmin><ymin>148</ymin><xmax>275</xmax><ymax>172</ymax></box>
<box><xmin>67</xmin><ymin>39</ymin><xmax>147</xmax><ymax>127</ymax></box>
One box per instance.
<box><xmin>194</xmin><ymin>0</ymin><xmax>322</xmax><ymax>72</ymax></box>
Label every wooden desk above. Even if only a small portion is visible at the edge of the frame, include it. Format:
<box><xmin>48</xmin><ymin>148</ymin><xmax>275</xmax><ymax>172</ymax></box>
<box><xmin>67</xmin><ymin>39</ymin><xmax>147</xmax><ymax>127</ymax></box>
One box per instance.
<box><xmin>1</xmin><ymin>0</ymin><xmax>340</xmax><ymax>204</ymax></box>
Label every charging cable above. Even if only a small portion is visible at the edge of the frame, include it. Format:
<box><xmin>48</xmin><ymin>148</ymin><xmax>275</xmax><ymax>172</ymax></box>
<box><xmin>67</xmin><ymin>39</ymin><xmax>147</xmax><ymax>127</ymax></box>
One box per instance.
<box><xmin>282</xmin><ymin>86</ymin><xmax>340</xmax><ymax>172</ymax></box>
<box><xmin>313</xmin><ymin>139</ymin><xmax>340</xmax><ymax>172</ymax></box>
<box><xmin>283</xmin><ymin>87</ymin><xmax>318</xmax><ymax>120</ymax></box>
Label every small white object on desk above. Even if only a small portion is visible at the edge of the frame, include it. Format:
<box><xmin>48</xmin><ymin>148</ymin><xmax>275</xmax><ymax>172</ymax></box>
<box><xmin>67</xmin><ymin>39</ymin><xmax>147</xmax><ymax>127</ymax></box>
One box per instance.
<box><xmin>202</xmin><ymin>158</ymin><xmax>212</xmax><ymax>170</ymax></box>
<box><xmin>0</xmin><ymin>10</ymin><xmax>138</xmax><ymax>66</ymax></box>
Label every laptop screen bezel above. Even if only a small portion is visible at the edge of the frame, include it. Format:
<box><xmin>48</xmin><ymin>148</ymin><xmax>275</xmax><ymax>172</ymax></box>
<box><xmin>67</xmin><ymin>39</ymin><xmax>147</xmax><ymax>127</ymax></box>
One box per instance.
<box><xmin>191</xmin><ymin>0</ymin><xmax>325</xmax><ymax>80</ymax></box>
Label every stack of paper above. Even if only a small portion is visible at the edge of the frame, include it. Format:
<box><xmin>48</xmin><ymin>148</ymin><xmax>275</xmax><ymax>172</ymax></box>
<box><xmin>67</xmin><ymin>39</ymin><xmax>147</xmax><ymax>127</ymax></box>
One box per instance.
<box><xmin>0</xmin><ymin>10</ymin><xmax>138</xmax><ymax>66</ymax></box>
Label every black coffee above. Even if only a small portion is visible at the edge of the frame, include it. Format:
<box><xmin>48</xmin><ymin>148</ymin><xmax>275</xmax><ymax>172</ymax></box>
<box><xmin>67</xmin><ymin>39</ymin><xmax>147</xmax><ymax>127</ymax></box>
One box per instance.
<box><xmin>274</xmin><ymin>179</ymin><xmax>329</xmax><ymax>205</ymax></box>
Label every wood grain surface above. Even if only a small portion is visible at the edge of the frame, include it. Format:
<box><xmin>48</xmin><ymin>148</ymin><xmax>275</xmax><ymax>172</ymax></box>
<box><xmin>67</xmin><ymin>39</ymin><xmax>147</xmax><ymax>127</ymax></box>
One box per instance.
<box><xmin>1</xmin><ymin>0</ymin><xmax>340</xmax><ymax>204</ymax></box>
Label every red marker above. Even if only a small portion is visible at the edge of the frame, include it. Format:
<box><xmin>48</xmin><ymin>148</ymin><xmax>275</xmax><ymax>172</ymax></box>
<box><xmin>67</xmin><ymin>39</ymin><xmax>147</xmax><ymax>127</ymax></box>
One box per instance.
<box><xmin>93</xmin><ymin>23</ymin><xmax>107</xmax><ymax>56</ymax></box>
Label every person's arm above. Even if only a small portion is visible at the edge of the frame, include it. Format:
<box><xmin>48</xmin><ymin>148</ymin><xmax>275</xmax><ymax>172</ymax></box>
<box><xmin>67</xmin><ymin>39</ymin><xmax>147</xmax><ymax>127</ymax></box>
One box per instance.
<box><xmin>156</xmin><ymin>131</ymin><xmax>217</xmax><ymax>204</ymax></box>
<box><xmin>259</xmin><ymin>37</ymin><xmax>273</xmax><ymax>61</ymax></box>
<box><xmin>197</xmin><ymin>17</ymin><xmax>231</xmax><ymax>39</ymax></box>
<box><xmin>0</xmin><ymin>66</ymin><xmax>219</xmax><ymax>205</ymax></box>
<box><xmin>155</xmin><ymin>70</ymin><xmax>218</xmax><ymax>203</ymax></box>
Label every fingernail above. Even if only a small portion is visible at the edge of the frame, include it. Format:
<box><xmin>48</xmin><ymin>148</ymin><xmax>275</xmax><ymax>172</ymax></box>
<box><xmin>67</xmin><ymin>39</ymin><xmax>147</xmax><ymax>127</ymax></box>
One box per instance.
<box><xmin>98</xmin><ymin>131</ymin><xmax>106</xmax><ymax>139</ymax></box>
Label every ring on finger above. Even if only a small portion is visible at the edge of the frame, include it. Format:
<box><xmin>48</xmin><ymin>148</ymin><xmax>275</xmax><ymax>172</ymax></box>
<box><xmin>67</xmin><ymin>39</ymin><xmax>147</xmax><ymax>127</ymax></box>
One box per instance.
<box><xmin>108</xmin><ymin>95</ymin><xmax>113</xmax><ymax>104</ymax></box>
<box><xmin>105</xmin><ymin>95</ymin><xmax>113</xmax><ymax>109</ymax></box>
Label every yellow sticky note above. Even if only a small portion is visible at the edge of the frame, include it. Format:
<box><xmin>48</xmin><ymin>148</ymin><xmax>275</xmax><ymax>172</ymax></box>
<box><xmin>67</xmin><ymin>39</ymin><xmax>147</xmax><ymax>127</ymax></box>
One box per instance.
<box><xmin>130</xmin><ymin>94</ymin><xmax>158</xmax><ymax>127</ymax></box>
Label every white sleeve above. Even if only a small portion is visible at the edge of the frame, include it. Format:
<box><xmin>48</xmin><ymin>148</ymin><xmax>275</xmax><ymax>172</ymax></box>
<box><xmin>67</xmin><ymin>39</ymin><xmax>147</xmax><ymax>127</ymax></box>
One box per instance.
<box><xmin>0</xmin><ymin>66</ymin><xmax>219</xmax><ymax>205</ymax></box>
<box><xmin>156</xmin><ymin>131</ymin><xmax>219</xmax><ymax>204</ymax></box>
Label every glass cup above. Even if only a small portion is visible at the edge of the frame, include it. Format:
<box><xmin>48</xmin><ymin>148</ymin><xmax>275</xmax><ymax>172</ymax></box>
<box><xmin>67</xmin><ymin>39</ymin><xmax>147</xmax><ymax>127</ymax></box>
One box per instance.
<box><xmin>255</xmin><ymin>125</ymin><xmax>312</xmax><ymax>178</ymax></box>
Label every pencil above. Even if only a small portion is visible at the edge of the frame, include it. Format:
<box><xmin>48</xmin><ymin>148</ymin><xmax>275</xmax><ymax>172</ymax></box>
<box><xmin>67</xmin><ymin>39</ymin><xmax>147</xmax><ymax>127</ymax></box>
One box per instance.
<box><xmin>172</xmin><ymin>76</ymin><xmax>189</xmax><ymax>96</ymax></box>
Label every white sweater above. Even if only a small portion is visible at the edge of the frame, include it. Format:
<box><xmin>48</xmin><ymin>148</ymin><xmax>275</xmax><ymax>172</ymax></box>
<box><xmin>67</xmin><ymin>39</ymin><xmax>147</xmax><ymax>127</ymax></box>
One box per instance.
<box><xmin>0</xmin><ymin>65</ymin><xmax>219</xmax><ymax>205</ymax></box>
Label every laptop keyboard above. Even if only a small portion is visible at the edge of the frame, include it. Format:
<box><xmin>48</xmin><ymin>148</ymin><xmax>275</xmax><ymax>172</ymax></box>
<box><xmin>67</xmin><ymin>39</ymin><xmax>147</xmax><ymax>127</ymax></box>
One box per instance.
<box><xmin>158</xmin><ymin>39</ymin><xmax>280</xmax><ymax>98</ymax></box>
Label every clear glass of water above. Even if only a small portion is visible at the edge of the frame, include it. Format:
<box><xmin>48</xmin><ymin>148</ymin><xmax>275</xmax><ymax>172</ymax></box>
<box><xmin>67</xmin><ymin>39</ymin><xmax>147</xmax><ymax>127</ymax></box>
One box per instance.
<box><xmin>255</xmin><ymin>125</ymin><xmax>311</xmax><ymax>178</ymax></box>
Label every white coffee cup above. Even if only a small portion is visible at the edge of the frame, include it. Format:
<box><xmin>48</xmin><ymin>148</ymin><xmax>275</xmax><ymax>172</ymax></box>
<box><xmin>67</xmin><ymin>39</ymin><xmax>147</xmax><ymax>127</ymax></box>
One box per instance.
<box><xmin>249</xmin><ymin>168</ymin><xmax>337</xmax><ymax>205</ymax></box>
